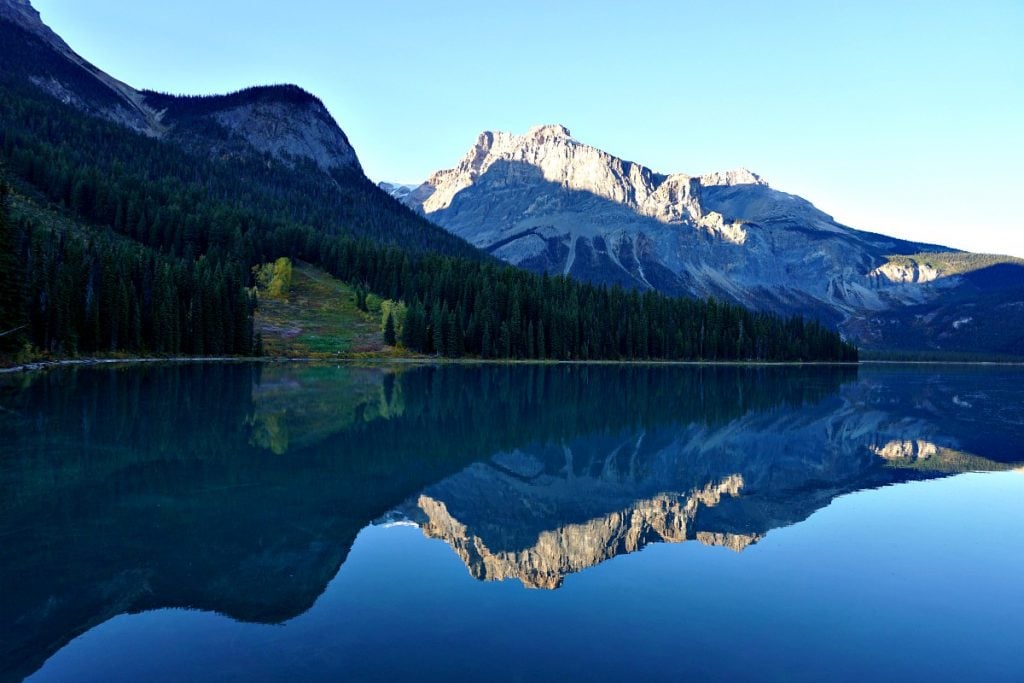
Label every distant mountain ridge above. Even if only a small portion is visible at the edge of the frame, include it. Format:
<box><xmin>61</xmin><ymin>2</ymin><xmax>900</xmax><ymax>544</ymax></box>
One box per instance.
<box><xmin>388</xmin><ymin>125</ymin><xmax>1024</xmax><ymax>355</ymax></box>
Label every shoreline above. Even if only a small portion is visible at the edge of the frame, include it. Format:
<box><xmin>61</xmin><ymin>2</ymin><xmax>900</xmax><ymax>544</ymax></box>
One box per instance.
<box><xmin>0</xmin><ymin>356</ymin><xmax>255</xmax><ymax>375</ymax></box>
<box><xmin>2</xmin><ymin>355</ymin><xmax>1022</xmax><ymax>375</ymax></box>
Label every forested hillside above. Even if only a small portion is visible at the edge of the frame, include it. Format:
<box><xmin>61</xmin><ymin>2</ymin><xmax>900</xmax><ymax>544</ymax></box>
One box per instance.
<box><xmin>0</xmin><ymin>186</ymin><xmax>254</xmax><ymax>357</ymax></box>
<box><xmin>0</xmin><ymin>13</ymin><xmax>856</xmax><ymax>363</ymax></box>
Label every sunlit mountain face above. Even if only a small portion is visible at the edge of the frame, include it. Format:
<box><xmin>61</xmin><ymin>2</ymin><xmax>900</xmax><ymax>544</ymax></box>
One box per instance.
<box><xmin>3</xmin><ymin>363</ymin><xmax>1022</xmax><ymax>680</ymax></box>
<box><xmin>386</xmin><ymin>125</ymin><xmax>1024</xmax><ymax>357</ymax></box>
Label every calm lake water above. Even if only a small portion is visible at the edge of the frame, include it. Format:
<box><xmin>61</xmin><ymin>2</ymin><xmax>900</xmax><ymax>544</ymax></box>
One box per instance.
<box><xmin>1</xmin><ymin>362</ymin><xmax>1023</xmax><ymax>682</ymax></box>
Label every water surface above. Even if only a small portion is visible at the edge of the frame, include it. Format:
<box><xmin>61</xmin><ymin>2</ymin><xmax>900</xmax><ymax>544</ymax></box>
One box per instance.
<box><xmin>1</xmin><ymin>363</ymin><xmax>1022</xmax><ymax>681</ymax></box>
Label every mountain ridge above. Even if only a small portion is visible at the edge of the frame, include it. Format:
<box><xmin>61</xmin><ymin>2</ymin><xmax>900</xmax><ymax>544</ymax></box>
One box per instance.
<box><xmin>142</xmin><ymin>84</ymin><xmax>362</xmax><ymax>172</ymax></box>
<box><xmin>0</xmin><ymin>0</ymin><xmax>360</xmax><ymax>172</ymax></box>
<box><xmin>0</xmin><ymin>1</ymin><xmax>161</xmax><ymax>134</ymax></box>
<box><xmin>387</xmin><ymin>124</ymin><xmax>1024</xmax><ymax>355</ymax></box>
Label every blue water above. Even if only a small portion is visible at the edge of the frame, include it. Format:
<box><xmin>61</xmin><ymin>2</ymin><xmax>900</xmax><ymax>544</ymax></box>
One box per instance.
<box><xmin>2</xmin><ymin>363</ymin><xmax>1022</xmax><ymax>681</ymax></box>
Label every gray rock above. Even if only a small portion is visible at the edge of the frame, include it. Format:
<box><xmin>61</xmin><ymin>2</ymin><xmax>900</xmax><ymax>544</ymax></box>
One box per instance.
<box><xmin>209</xmin><ymin>97</ymin><xmax>360</xmax><ymax>172</ymax></box>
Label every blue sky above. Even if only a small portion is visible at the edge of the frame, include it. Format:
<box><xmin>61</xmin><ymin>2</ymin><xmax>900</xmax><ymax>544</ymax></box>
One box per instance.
<box><xmin>32</xmin><ymin>0</ymin><xmax>1024</xmax><ymax>257</ymax></box>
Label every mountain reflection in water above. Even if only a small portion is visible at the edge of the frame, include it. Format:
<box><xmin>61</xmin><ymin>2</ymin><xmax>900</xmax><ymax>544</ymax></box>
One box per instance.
<box><xmin>1</xmin><ymin>362</ymin><xmax>1022</xmax><ymax>680</ymax></box>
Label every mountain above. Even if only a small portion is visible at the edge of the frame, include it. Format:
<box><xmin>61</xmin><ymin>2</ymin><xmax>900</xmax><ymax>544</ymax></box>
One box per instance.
<box><xmin>0</xmin><ymin>0</ymin><xmax>471</xmax><ymax>253</ymax></box>
<box><xmin>0</xmin><ymin>0</ymin><xmax>358</xmax><ymax>172</ymax></box>
<box><xmin>389</xmin><ymin>125</ymin><xmax>1024</xmax><ymax>356</ymax></box>
<box><xmin>0</xmin><ymin>0</ymin><xmax>853</xmax><ymax>363</ymax></box>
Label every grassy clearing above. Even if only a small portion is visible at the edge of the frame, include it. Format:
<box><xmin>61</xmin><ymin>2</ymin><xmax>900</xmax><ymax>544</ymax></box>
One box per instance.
<box><xmin>255</xmin><ymin>261</ymin><xmax>403</xmax><ymax>358</ymax></box>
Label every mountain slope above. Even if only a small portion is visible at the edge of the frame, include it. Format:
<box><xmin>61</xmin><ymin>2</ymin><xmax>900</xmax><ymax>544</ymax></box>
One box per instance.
<box><xmin>143</xmin><ymin>86</ymin><xmax>362</xmax><ymax>173</ymax></box>
<box><xmin>0</xmin><ymin>1</ymin><xmax>357</xmax><ymax>173</ymax></box>
<box><xmin>0</xmin><ymin>0</ymin><xmax>474</xmax><ymax>257</ymax></box>
<box><xmin>390</xmin><ymin>125</ymin><xmax>1024</xmax><ymax>355</ymax></box>
<box><xmin>0</xmin><ymin>0</ymin><xmax>160</xmax><ymax>134</ymax></box>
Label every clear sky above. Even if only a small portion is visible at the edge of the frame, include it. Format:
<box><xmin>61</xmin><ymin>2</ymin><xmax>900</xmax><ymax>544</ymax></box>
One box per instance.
<box><xmin>32</xmin><ymin>0</ymin><xmax>1024</xmax><ymax>257</ymax></box>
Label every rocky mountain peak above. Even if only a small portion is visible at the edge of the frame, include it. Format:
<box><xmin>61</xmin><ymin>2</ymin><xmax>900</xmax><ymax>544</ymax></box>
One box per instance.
<box><xmin>405</xmin><ymin>126</ymin><xmax>772</xmax><ymax>221</ymax></box>
<box><xmin>384</xmin><ymin>125</ymin><xmax>951</xmax><ymax>321</ymax></box>
<box><xmin>419</xmin><ymin>124</ymin><xmax>659</xmax><ymax>214</ymax></box>
<box><xmin>404</xmin><ymin>124</ymin><xmax>744</xmax><ymax>243</ymax></box>
<box><xmin>527</xmin><ymin>123</ymin><xmax>572</xmax><ymax>140</ymax></box>
<box><xmin>393</xmin><ymin>119</ymin><xmax>1023</xmax><ymax>354</ymax></box>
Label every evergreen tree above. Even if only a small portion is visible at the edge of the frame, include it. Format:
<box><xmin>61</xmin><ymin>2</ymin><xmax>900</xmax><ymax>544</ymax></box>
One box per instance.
<box><xmin>383</xmin><ymin>311</ymin><xmax>396</xmax><ymax>346</ymax></box>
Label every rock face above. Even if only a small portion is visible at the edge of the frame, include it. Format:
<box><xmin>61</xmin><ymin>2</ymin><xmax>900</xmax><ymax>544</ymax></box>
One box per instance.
<box><xmin>0</xmin><ymin>0</ymin><xmax>360</xmax><ymax>172</ymax></box>
<box><xmin>391</xmin><ymin>124</ymin><xmax>929</xmax><ymax>315</ymax></box>
<box><xmin>391</xmin><ymin>126</ymin><xmax>1024</xmax><ymax>353</ymax></box>
<box><xmin>870</xmin><ymin>260</ymin><xmax>940</xmax><ymax>284</ymax></box>
<box><xmin>143</xmin><ymin>86</ymin><xmax>362</xmax><ymax>172</ymax></box>
<box><xmin>212</xmin><ymin>97</ymin><xmax>357</xmax><ymax>172</ymax></box>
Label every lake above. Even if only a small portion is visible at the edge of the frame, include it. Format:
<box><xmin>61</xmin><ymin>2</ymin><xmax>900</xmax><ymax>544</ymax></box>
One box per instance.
<box><xmin>1</xmin><ymin>362</ymin><xmax>1022</xmax><ymax>682</ymax></box>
